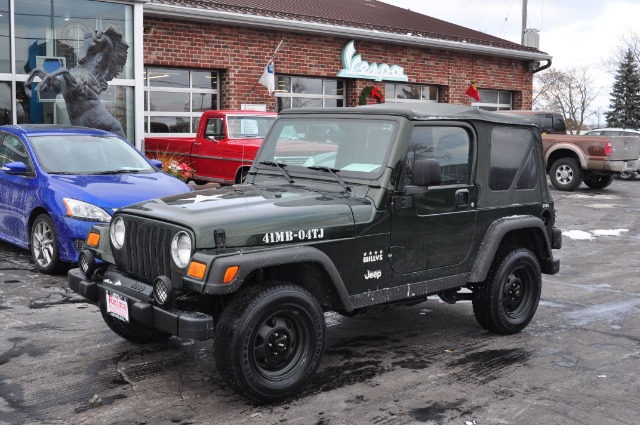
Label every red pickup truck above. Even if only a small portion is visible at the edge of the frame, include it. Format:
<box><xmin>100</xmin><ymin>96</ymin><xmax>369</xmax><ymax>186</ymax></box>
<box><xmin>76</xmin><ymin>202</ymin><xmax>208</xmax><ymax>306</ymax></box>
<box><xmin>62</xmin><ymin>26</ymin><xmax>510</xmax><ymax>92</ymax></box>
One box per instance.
<box><xmin>145</xmin><ymin>110</ymin><xmax>277</xmax><ymax>185</ymax></box>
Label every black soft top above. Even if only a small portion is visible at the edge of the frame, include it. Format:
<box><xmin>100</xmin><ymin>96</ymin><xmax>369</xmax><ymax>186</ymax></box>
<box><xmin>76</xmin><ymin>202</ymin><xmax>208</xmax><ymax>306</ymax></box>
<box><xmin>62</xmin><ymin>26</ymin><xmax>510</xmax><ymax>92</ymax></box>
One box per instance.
<box><xmin>280</xmin><ymin>103</ymin><xmax>532</xmax><ymax>127</ymax></box>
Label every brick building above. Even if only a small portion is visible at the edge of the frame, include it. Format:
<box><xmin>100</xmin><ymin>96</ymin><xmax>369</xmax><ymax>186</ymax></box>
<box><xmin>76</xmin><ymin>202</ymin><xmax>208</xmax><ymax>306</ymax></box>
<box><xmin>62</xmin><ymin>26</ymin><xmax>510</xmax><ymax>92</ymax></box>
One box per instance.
<box><xmin>0</xmin><ymin>0</ymin><xmax>551</xmax><ymax>148</ymax></box>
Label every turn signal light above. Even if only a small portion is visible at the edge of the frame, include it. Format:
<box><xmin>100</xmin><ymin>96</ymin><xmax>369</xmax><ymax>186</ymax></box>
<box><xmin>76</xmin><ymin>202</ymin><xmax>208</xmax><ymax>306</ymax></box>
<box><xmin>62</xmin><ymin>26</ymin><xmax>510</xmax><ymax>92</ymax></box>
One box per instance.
<box><xmin>223</xmin><ymin>266</ymin><xmax>239</xmax><ymax>284</ymax></box>
<box><xmin>187</xmin><ymin>261</ymin><xmax>207</xmax><ymax>279</ymax></box>
<box><xmin>605</xmin><ymin>142</ymin><xmax>613</xmax><ymax>156</ymax></box>
<box><xmin>86</xmin><ymin>232</ymin><xmax>100</xmax><ymax>247</ymax></box>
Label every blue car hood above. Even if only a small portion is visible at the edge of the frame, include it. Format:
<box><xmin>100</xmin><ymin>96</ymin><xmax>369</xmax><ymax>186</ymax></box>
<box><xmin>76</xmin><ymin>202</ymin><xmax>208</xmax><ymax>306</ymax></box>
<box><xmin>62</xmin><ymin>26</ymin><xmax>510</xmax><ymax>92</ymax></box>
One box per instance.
<box><xmin>49</xmin><ymin>172</ymin><xmax>192</xmax><ymax>213</ymax></box>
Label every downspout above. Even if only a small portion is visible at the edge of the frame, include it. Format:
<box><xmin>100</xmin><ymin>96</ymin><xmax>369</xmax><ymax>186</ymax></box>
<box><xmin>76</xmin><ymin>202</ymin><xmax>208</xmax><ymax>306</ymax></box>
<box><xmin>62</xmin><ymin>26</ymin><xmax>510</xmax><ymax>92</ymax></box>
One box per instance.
<box><xmin>532</xmin><ymin>59</ymin><xmax>552</xmax><ymax>73</ymax></box>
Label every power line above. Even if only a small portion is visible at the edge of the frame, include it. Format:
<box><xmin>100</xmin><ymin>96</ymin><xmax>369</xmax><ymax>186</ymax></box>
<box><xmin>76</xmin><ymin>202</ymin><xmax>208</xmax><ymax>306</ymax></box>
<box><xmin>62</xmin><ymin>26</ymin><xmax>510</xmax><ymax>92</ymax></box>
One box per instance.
<box><xmin>500</xmin><ymin>0</ymin><xmax>516</xmax><ymax>37</ymax></box>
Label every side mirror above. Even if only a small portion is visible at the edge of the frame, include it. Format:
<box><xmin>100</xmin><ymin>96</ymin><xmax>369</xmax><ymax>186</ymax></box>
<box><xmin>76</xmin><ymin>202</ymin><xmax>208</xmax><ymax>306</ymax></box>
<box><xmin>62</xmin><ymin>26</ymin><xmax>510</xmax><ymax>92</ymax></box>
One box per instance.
<box><xmin>412</xmin><ymin>158</ymin><xmax>441</xmax><ymax>187</ymax></box>
<box><xmin>149</xmin><ymin>159</ymin><xmax>163</xmax><ymax>169</ymax></box>
<box><xmin>1</xmin><ymin>161</ymin><xmax>28</xmax><ymax>175</ymax></box>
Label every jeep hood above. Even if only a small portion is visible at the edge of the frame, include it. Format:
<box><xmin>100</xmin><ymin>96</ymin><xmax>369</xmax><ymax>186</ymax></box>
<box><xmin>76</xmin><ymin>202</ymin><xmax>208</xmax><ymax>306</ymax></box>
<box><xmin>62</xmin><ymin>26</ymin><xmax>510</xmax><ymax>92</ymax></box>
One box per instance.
<box><xmin>120</xmin><ymin>185</ymin><xmax>358</xmax><ymax>248</ymax></box>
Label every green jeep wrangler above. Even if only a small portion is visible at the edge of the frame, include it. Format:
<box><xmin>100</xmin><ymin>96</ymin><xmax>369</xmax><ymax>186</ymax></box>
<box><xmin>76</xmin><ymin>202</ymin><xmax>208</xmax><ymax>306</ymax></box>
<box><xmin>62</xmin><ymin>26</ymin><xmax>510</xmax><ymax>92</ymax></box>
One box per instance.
<box><xmin>69</xmin><ymin>103</ymin><xmax>561</xmax><ymax>401</ymax></box>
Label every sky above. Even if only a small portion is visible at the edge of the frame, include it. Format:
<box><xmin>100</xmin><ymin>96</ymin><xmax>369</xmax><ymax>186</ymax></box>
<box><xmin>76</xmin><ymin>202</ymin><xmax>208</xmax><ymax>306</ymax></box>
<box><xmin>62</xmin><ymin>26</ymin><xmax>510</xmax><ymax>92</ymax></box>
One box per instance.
<box><xmin>377</xmin><ymin>0</ymin><xmax>640</xmax><ymax>126</ymax></box>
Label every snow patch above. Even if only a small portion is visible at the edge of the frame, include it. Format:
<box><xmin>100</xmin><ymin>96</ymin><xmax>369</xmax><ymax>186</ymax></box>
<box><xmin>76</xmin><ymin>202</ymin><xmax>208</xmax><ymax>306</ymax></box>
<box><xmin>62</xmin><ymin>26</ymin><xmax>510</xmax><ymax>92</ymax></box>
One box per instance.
<box><xmin>563</xmin><ymin>230</ymin><xmax>594</xmax><ymax>240</ymax></box>
<box><xmin>566</xmin><ymin>194</ymin><xmax>619</xmax><ymax>200</ymax></box>
<box><xmin>586</xmin><ymin>203</ymin><xmax>617</xmax><ymax>209</ymax></box>
<box><xmin>563</xmin><ymin>229</ymin><xmax>629</xmax><ymax>240</ymax></box>
<box><xmin>592</xmin><ymin>229</ymin><xmax>628</xmax><ymax>236</ymax></box>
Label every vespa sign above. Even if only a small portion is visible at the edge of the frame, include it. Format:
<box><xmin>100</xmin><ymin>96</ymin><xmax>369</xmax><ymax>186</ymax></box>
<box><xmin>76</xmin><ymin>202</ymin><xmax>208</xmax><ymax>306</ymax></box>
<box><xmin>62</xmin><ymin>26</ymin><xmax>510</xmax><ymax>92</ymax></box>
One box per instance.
<box><xmin>337</xmin><ymin>40</ymin><xmax>408</xmax><ymax>82</ymax></box>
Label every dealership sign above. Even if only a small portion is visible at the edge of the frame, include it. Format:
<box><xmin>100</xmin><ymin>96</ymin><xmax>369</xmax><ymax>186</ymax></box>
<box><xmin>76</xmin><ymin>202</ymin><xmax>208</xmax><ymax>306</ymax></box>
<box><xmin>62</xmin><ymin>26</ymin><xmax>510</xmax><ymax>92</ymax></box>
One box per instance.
<box><xmin>337</xmin><ymin>40</ymin><xmax>408</xmax><ymax>82</ymax></box>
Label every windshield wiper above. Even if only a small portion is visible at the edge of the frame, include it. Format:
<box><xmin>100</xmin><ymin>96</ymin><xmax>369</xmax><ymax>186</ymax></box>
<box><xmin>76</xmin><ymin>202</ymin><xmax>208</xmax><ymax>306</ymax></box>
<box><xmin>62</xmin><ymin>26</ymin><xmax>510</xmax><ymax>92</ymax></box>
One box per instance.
<box><xmin>259</xmin><ymin>161</ymin><xmax>294</xmax><ymax>183</ymax></box>
<box><xmin>307</xmin><ymin>166</ymin><xmax>351</xmax><ymax>193</ymax></box>
<box><xmin>89</xmin><ymin>169</ymin><xmax>143</xmax><ymax>175</ymax></box>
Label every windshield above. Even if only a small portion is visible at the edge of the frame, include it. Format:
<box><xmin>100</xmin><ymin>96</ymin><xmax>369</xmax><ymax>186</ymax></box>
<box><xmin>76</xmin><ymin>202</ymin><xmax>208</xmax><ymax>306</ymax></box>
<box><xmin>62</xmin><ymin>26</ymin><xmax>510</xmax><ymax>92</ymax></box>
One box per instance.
<box><xmin>256</xmin><ymin>118</ymin><xmax>397</xmax><ymax>179</ymax></box>
<box><xmin>30</xmin><ymin>135</ymin><xmax>155</xmax><ymax>174</ymax></box>
<box><xmin>226</xmin><ymin>115</ymin><xmax>276</xmax><ymax>139</ymax></box>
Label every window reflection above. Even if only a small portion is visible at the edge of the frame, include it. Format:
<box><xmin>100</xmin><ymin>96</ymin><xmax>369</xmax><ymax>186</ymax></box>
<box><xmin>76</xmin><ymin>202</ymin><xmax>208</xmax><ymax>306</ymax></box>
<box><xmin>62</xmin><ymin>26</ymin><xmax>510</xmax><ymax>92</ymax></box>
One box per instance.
<box><xmin>0</xmin><ymin>0</ymin><xmax>9</xmax><ymax>73</ymax></box>
<box><xmin>14</xmin><ymin>0</ymin><xmax>133</xmax><ymax>78</ymax></box>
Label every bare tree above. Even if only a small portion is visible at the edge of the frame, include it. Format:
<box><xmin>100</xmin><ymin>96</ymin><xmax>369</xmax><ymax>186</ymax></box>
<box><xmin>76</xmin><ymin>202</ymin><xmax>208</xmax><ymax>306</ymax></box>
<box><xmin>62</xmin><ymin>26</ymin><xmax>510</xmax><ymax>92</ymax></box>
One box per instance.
<box><xmin>533</xmin><ymin>67</ymin><xmax>600</xmax><ymax>134</ymax></box>
<box><xmin>605</xmin><ymin>30</ymin><xmax>640</xmax><ymax>73</ymax></box>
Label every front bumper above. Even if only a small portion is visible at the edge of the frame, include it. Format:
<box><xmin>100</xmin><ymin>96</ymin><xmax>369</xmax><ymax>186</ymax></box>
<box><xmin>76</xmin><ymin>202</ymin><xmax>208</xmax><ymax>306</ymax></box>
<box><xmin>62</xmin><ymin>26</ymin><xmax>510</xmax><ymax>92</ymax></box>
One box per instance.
<box><xmin>68</xmin><ymin>268</ymin><xmax>214</xmax><ymax>340</ymax></box>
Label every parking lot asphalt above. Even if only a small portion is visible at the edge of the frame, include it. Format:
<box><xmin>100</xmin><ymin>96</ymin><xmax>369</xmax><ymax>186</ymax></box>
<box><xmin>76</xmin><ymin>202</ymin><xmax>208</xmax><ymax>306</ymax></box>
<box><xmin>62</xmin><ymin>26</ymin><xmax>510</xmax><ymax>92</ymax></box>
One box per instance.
<box><xmin>1</xmin><ymin>179</ymin><xmax>639</xmax><ymax>425</ymax></box>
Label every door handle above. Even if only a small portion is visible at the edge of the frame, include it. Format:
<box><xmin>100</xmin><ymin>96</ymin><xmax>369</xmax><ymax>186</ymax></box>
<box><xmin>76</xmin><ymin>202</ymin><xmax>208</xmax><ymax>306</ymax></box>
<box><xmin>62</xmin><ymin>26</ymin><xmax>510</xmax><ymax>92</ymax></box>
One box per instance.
<box><xmin>455</xmin><ymin>189</ymin><xmax>469</xmax><ymax>208</ymax></box>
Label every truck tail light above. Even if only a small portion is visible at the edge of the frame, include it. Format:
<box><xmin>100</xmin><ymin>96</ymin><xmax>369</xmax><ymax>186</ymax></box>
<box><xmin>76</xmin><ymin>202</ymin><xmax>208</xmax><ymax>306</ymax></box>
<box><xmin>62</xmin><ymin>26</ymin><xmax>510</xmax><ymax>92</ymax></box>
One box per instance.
<box><xmin>605</xmin><ymin>142</ymin><xmax>613</xmax><ymax>156</ymax></box>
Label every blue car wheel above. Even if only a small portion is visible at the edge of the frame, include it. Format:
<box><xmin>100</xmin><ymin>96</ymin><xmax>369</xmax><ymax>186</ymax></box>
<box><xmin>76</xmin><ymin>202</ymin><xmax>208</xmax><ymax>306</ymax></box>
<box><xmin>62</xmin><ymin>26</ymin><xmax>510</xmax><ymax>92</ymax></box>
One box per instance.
<box><xmin>30</xmin><ymin>214</ymin><xmax>65</xmax><ymax>274</ymax></box>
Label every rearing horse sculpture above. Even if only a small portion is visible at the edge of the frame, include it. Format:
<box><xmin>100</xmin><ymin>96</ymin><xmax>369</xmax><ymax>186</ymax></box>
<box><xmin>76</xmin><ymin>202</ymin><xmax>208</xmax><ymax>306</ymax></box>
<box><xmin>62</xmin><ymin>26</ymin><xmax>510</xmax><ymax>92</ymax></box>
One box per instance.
<box><xmin>25</xmin><ymin>25</ymin><xmax>129</xmax><ymax>138</ymax></box>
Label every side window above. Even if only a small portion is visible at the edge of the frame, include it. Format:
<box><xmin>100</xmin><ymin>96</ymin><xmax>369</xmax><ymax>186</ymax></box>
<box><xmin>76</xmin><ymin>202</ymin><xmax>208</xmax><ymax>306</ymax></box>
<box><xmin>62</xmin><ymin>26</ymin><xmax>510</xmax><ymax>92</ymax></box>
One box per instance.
<box><xmin>0</xmin><ymin>134</ymin><xmax>30</xmax><ymax>168</ymax></box>
<box><xmin>204</xmin><ymin>118</ymin><xmax>224</xmax><ymax>138</ymax></box>
<box><xmin>406</xmin><ymin>126</ymin><xmax>470</xmax><ymax>186</ymax></box>
<box><xmin>552</xmin><ymin>115</ymin><xmax>566</xmax><ymax>132</ymax></box>
<box><xmin>490</xmin><ymin>127</ymin><xmax>537</xmax><ymax>191</ymax></box>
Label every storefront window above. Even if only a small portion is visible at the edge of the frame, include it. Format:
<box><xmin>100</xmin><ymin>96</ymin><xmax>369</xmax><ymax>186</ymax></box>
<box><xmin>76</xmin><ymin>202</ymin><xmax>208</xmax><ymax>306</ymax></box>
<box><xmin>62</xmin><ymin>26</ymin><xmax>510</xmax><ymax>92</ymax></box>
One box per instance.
<box><xmin>0</xmin><ymin>82</ymin><xmax>12</xmax><ymax>125</ymax></box>
<box><xmin>0</xmin><ymin>0</ymin><xmax>9</xmax><ymax>73</ymax></box>
<box><xmin>144</xmin><ymin>67</ymin><xmax>220</xmax><ymax>134</ymax></box>
<box><xmin>275</xmin><ymin>76</ymin><xmax>344</xmax><ymax>112</ymax></box>
<box><xmin>15</xmin><ymin>0</ymin><xmax>133</xmax><ymax>78</ymax></box>
<box><xmin>385</xmin><ymin>83</ymin><xmax>439</xmax><ymax>103</ymax></box>
<box><xmin>474</xmin><ymin>89</ymin><xmax>513</xmax><ymax>111</ymax></box>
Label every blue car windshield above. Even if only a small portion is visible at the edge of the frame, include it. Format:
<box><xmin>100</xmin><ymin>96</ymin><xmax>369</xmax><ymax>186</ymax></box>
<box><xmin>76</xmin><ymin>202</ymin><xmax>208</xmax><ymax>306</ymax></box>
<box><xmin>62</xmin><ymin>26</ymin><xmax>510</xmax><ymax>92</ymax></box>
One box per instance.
<box><xmin>29</xmin><ymin>135</ymin><xmax>154</xmax><ymax>174</ymax></box>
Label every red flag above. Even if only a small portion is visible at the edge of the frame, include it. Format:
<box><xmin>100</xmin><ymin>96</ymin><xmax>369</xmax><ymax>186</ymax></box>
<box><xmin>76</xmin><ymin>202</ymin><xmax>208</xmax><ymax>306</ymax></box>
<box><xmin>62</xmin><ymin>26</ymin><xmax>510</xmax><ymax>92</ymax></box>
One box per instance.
<box><xmin>465</xmin><ymin>81</ymin><xmax>480</xmax><ymax>102</ymax></box>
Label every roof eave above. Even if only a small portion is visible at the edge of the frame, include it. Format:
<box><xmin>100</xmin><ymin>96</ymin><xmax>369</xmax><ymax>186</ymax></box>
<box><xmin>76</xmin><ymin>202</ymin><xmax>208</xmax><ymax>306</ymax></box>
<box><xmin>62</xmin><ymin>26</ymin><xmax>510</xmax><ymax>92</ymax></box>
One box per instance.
<box><xmin>144</xmin><ymin>5</ymin><xmax>552</xmax><ymax>61</ymax></box>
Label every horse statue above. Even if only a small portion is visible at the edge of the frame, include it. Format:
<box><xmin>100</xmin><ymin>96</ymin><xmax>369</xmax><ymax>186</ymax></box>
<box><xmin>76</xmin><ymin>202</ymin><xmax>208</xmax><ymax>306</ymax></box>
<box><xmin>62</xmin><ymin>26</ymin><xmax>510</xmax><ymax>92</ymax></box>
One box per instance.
<box><xmin>25</xmin><ymin>25</ymin><xmax>129</xmax><ymax>138</ymax></box>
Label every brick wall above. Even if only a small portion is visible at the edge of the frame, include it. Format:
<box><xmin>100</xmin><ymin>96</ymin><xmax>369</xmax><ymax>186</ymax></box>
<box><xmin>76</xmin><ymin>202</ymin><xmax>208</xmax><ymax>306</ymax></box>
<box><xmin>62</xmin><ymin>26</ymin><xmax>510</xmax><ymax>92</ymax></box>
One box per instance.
<box><xmin>143</xmin><ymin>18</ymin><xmax>534</xmax><ymax>110</ymax></box>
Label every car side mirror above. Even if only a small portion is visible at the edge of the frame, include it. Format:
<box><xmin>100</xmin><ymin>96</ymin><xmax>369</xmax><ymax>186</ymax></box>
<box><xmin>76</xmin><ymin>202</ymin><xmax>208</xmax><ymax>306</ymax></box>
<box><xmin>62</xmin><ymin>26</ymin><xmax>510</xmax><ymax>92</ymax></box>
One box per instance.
<box><xmin>149</xmin><ymin>159</ymin><xmax>163</xmax><ymax>169</ymax></box>
<box><xmin>412</xmin><ymin>158</ymin><xmax>441</xmax><ymax>187</ymax></box>
<box><xmin>1</xmin><ymin>161</ymin><xmax>28</xmax><ymax>175</ymax></box>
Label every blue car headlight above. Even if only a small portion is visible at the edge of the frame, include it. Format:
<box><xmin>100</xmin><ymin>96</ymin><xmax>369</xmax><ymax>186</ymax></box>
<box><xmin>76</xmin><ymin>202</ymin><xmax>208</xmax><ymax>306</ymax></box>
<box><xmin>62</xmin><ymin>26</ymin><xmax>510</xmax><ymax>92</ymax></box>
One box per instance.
<box><xmin>63</xmin><ymin>198</ymin><xmax>112</xmax><ymax>223</ymax></box>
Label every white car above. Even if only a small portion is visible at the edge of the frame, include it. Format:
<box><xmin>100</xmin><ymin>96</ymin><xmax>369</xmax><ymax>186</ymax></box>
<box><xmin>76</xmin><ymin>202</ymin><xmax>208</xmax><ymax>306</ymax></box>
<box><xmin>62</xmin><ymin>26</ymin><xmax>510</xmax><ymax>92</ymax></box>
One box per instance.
<box><xmin>585</xmin><ymin>128</ymin><xmax>640</xmax><ymax>179</ymax></box>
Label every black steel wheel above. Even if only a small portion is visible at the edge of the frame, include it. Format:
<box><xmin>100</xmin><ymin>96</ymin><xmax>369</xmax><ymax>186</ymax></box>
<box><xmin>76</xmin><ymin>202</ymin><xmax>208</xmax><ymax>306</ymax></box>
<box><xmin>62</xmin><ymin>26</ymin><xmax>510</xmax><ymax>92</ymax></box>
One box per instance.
<box><xmin>472</xmin><ymin>248</ymin><xmax>541</xmax><ymax>335</ymax></box>
<box><xmin>549</xmin><ymin>157</ymin><xmax>583</xmax><ymax>191</ymax></box>
<box><xmin>214</xmin><ymin>282</ymin><xmax>325</xmax><ymax>402</ymax></box>
<box><xmin>583</xmin><ymin>174</ymin><xmax>614</xmax><ymax>189</ymax></box>
<box><xmin>100</xmin><ymin>303</ymin><xmax>171</xmax><ymax>344</ymax></box>
<box><xmin>30</xmin><ymin>214</ymin><xmax>65</xmax><ymax>274</ymax></box>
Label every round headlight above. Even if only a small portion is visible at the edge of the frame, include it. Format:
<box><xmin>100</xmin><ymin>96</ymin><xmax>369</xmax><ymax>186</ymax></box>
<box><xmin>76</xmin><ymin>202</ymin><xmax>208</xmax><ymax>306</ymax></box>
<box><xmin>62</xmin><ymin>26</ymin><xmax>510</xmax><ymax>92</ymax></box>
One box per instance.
<box><xmin>110</xmin><ymin>217</ymin><xmax>126</xmax><ymax>249</ymax></box>
<box><xmin>171</xmin><ymin>231</ymin><xmax>192</xmax><ymax>269</ymax></box>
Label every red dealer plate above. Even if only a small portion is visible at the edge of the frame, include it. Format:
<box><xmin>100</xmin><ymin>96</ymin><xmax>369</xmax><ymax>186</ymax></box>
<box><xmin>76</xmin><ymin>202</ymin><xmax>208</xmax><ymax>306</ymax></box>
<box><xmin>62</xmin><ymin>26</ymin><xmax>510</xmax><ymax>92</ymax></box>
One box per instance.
<box><xmin>106</xmin><ymin>291</ymin><xmax>129</xmax><ymax>323</ymax></box>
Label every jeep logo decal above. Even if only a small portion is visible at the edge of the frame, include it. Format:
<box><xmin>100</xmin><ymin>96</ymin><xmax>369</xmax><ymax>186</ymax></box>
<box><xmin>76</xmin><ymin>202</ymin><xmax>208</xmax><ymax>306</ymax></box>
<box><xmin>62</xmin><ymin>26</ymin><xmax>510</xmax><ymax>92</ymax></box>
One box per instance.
<box><xmin>364</xmin><ymin>270</ymin><xmax>382</xmax><ymax>280</ymax></box>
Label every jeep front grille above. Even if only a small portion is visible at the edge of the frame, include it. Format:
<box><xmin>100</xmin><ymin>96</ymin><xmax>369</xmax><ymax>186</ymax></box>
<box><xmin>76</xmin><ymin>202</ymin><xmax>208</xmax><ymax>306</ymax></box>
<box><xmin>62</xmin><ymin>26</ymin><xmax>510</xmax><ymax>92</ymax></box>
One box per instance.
<box><xmin>122</xmin><ymin>219</ymin><xmax>173</xmax><ymax>282</ymax></box>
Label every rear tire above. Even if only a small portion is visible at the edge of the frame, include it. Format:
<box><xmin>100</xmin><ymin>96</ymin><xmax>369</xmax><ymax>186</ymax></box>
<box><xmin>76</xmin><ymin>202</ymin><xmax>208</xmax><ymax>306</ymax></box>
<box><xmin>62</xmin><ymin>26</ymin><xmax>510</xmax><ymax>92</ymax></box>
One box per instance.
<box><xmin>549</xmin><ymin>157</ymin><xmax>582</xmax><ymax>191</ymax></box>
<box><xmin>583</xmin><ymin>174</ymin><xmax>614</xmax><ymax>189</ymax></box>
<box><xmin>214</xmin><ymin>282</ymin><xmax>325</xmax><ymax>402</ymax></box>
<box><xmin>472</xmin><ymin>248</ymin><xmax>541</xmax><ymax>335</ymax></box>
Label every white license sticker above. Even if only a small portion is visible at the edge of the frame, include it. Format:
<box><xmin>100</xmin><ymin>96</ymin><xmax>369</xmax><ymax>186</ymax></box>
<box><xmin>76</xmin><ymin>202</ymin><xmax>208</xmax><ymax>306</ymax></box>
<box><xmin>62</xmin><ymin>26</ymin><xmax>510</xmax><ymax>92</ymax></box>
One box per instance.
<box><xmin>106</xmin><ymin>291</ymin><xmax>129</xmax><ymax>323</ymax></box>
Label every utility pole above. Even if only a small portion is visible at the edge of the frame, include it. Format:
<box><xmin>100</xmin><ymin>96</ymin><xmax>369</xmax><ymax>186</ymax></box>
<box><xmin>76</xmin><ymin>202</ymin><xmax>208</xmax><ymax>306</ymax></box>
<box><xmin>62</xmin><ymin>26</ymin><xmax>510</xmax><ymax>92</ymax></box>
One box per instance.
<box><xmin>521</xmin><ymin>0</ymin><xmax>528</xmax><ymax>45</ymax></box>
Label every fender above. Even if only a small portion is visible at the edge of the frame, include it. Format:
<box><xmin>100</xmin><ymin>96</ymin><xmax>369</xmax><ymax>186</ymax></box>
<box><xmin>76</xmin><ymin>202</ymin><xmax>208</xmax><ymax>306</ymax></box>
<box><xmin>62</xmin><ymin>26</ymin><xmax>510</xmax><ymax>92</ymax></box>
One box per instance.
<box><xmin>469</xmin><ymin>215</ymin><xmax>555</xmax><ymax>282</ymax></box>
<box><xmin>544</xmin><ymin>143</ymin><xmax>588</xmax><ymax>169</ymax></box>
<box><xmin>199</xmin><ymin>245</ymin><xmax>354</xmax><ymax>312</ymax></box>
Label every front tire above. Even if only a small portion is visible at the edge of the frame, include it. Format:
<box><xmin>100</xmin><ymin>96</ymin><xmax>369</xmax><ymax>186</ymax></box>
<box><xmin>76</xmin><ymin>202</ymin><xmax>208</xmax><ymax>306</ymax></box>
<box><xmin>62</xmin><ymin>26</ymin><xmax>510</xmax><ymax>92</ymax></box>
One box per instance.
<box><xmin>472</xmin><ymin>248</ymin><xmax>541</xmax><ymax>335</ymax></box>
<box><xmin>214</xmin><ymin>282</ymin><xmax>325</xmax><ymax>402</ymax></box>
<box><xmin>583</xmin><ymin>174</ymin><xmax>614</xmax><ymax>189</ymax></box>
<box><xmin>100</xmin><ymin>305</ymin><xmax>171</xmax><ymax>344</ymax></box>
<box><xmin>30</xmin><ymin>214</ymin><xmax>64</xmax><ymax>274</ymax></box>
<box><xmin>549</xmin><ymin>157</ymin><xmax>583</xmax><ymax>191</ymax></box>
<box><xmin>617</xmin><ymin>171</ymin><xmax>637</xmax><ymax>181</ymax></box>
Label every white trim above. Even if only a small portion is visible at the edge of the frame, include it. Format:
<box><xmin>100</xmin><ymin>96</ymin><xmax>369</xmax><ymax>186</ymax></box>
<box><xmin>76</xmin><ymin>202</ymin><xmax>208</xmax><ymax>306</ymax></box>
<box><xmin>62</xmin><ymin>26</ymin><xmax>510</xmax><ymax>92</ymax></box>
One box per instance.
<box><xmin>144</xmin><ymin>5</ymin><xmax>552</xmax><ymax>62</ymax></box>
<box><xmin>133</xmin><ymin>2</ymin><xmax>145</xmax><ymax>149</ymax></box>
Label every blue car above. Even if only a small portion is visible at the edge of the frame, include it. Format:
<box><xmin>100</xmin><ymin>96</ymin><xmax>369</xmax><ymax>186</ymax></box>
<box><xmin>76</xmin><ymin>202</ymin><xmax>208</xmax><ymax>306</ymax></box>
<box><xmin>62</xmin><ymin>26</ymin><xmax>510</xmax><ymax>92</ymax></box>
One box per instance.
<box><xmin>0</xmin><ymin>125</ymin><xmax>193</xmax><ymax>274</ymax></box>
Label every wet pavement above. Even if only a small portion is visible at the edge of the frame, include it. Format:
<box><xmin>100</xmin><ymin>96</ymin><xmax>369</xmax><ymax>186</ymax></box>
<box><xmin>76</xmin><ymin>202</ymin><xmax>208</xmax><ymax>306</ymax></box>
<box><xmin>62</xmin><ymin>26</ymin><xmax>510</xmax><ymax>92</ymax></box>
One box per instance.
<box><xmin>1</xmin><ymin>180</ymin><xmax>639</xmax><ymax>425</ymax></box>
